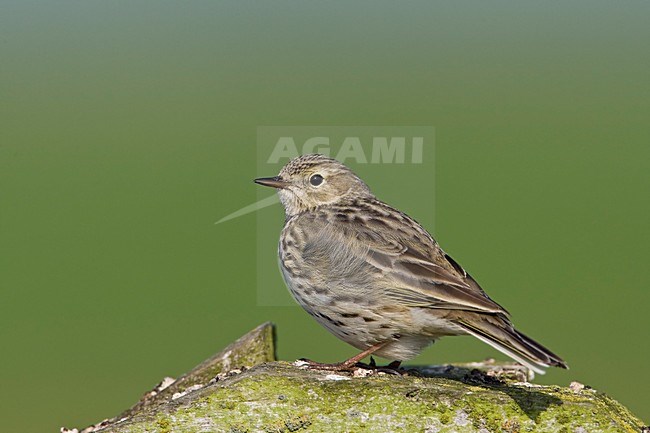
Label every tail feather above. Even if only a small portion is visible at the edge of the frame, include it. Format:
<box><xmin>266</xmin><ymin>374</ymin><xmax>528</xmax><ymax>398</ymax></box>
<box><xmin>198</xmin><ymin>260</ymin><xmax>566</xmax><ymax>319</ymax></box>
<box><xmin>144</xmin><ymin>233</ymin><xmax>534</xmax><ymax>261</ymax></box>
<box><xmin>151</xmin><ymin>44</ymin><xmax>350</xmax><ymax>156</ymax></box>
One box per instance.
<box><xmin>456</xmin><ymin>315</ymin><xmax>568</xmax><ymax>375</ymax></box>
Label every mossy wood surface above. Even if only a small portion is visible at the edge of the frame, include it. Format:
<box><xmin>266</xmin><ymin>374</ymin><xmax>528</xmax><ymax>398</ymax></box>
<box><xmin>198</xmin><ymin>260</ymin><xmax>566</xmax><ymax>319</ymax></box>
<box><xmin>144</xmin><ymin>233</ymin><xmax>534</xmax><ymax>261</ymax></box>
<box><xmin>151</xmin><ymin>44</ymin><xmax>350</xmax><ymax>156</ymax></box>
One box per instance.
<box><xmin>68</xmin><ymin>323</ymin><xmax>646</xmax><ymax>433</ymax></box>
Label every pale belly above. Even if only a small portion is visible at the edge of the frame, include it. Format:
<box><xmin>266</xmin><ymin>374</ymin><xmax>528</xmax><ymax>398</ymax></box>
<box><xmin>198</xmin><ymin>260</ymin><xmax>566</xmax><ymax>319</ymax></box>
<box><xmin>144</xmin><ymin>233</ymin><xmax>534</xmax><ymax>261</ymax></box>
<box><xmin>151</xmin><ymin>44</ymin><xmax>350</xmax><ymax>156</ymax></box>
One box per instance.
<box><xmin>278</xmin><ymin>259</ymin><xmax>465</xmax><ymax>361</ymax></box>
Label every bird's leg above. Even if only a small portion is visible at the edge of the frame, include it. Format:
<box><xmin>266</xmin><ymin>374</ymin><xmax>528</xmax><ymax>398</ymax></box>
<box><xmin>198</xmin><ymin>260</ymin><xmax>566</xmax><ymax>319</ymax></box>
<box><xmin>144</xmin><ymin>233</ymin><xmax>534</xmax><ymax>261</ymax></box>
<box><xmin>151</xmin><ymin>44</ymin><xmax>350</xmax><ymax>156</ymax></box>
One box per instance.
<box><xmin>300</xmin><ymin>341</ymin><xmax>389</xmax><ymax>372</ymax></box>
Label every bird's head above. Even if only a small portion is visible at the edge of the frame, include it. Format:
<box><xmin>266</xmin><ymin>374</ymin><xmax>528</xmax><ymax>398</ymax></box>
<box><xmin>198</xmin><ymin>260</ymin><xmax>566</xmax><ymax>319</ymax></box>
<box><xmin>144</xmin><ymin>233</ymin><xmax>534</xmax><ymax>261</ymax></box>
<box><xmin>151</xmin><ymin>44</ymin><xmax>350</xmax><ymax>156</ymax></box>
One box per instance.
<box><xmin>255</xmin><ymin>154</ymin><xmax>373</xmax><ymax>217</ymax></box>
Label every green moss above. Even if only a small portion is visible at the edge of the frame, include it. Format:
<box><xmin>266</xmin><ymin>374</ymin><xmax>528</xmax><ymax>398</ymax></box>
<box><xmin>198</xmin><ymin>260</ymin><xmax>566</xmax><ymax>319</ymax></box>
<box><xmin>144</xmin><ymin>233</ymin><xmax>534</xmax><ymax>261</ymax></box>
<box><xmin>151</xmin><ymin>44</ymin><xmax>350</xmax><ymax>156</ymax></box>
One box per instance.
<box><xmin>284</xmin><ymin>414</ymin><xmax>311</xmax><ymax>431</ymax></box>
<box><xmin>155</xmin><ymin>416</ymin><xmax>171</xmax><ymax>433</ymax></box>
<box><xmin>101</xmin><ymin>363</ymin><xmax>645</xmax><ymax>433</ymax></box>
<box><xmin>555</xmin><ymin>411</ymin><xmax>570</xmax><ymax>425</ymax></box>
<box><xmin>502</xmin><ymin>418</ymin><xmax>521</xmax><ymax>433</ymax></box>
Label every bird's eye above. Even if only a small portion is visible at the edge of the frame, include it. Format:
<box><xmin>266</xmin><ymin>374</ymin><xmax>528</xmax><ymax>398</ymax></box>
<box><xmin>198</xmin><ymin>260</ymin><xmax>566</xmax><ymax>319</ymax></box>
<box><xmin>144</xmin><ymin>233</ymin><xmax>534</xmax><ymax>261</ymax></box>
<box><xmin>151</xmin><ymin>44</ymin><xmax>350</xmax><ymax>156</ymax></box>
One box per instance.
<box><xmin>309</xmin><ymin>174</ymin><xmax>324</xmax><ymax>187</ymax></box>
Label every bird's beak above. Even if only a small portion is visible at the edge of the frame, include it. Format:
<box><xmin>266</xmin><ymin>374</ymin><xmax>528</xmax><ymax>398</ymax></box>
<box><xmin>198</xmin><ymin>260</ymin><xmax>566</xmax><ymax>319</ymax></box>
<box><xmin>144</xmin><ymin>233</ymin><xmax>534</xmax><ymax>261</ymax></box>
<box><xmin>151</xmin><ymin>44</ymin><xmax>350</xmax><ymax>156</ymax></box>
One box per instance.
<box><xmin>254</xmin><ymin>176</ymin><xmax>290</xmax><ymax>189</ymax></box>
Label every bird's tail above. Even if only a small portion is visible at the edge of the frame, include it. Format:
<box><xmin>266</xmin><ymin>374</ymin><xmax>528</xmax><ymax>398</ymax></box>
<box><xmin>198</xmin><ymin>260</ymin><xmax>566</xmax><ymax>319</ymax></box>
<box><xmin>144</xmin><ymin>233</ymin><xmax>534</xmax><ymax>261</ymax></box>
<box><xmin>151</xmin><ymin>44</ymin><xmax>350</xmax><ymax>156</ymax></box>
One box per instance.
<box><xmin>455</xmin><ymin>314</ymin><xmax>568</xmax><ymax>375</ymax></box>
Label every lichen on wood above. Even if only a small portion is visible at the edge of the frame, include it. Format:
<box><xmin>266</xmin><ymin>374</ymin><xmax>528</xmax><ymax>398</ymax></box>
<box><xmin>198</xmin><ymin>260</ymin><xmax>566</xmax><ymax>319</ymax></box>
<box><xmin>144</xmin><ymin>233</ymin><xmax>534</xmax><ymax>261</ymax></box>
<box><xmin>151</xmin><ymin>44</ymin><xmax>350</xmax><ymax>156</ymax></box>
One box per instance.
<box><xmin>63</xmin><ymin>323</ymin><xmax>647</xmax><ymax>433</ymax></box>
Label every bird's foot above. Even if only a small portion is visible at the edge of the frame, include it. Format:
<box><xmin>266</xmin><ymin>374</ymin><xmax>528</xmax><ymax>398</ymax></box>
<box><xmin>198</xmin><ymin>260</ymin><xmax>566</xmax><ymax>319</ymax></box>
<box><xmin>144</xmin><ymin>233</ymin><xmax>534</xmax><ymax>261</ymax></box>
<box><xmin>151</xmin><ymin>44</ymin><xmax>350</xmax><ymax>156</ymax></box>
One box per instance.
<box><xmin>296</xmin><ymin>342</ymin><xmax>397</xmax><ymax>373</ymax></box>
<box><xmin>354</xmin><ymin>357</ymin><xmax>404</xmax><ymax>375</ymax></box>
<box><xmin>297</xmin><ymin>358</ymin><xmax>360</xmax><ymax>372</ymax></box>
<box><xmin>297</xmin><ymin>357</ymin><xmax>405</xmax><ymax>375</ymax></box>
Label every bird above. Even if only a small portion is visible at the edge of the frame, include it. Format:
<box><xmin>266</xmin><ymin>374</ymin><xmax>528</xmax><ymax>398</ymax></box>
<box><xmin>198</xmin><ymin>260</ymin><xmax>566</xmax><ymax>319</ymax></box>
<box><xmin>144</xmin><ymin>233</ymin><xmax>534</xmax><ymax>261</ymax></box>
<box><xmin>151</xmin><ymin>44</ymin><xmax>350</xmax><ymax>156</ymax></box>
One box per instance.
<box><xmin>254</xmin><ymin>154</ymin><xmax>567</xmax><ymax>374</ymax></box>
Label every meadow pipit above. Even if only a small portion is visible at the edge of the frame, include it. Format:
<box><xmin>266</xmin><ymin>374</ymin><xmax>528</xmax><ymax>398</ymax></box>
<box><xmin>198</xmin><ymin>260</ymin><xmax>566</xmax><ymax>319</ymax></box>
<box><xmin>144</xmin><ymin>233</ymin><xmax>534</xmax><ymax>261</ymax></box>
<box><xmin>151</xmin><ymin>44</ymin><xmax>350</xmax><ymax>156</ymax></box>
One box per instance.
<box><xmin>255</xmin><ymin>154</ymin><xmax>567</xmax><ymax>374</ymax></box>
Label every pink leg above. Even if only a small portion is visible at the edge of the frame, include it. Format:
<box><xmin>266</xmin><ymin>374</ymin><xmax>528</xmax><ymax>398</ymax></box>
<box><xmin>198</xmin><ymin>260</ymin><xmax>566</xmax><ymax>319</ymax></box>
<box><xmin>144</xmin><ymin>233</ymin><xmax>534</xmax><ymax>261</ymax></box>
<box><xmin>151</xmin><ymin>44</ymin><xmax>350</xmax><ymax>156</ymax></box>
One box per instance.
<box><xmin>300</xmin><ymin>341</ymin><xmax>390</xmax><ymax>371</ymax></box>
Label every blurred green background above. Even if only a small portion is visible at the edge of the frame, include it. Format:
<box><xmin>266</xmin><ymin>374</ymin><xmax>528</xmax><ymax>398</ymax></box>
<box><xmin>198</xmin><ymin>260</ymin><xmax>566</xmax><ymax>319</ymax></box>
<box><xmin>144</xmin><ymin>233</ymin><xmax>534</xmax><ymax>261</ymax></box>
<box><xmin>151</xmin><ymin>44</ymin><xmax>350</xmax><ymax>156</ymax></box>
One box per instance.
<box><xmin>1</xmin><ymin>1</ymin><xmax>648</xmax><ymax>431</ymax></box>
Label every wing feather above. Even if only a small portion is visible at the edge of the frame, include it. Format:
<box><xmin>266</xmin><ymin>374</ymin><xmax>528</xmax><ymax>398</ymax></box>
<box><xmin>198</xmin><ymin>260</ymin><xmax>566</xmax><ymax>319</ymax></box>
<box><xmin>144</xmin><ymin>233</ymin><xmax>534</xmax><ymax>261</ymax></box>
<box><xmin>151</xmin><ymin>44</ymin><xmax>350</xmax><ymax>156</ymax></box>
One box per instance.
<box><xmin>298</xmin><ymin>207</ymin><xmax>509</xmax><ymax>315</ymax></box>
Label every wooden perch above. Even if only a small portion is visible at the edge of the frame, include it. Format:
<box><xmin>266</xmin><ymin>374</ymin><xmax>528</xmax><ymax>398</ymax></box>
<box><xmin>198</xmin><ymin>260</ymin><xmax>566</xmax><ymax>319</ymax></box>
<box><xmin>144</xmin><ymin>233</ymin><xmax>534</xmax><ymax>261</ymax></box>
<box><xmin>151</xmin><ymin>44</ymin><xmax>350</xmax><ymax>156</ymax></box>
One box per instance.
<box><xmin>63</xmin><ymin>323</ymin><xmax>647</xmax><ymax>433</ymax></box>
